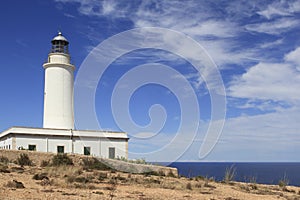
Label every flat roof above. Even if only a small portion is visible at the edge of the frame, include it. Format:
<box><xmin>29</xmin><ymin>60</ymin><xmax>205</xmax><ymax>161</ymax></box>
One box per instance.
<box><xmin>0</xmin><ymin>126</ymin><xmax>129</xmax><ymax>140</ymax></box>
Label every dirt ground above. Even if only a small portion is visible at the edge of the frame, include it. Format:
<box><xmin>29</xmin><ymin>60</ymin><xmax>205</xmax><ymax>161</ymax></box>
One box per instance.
<box><xmin>1</xmin><ymin>163</ymin><xmax>300</xmax><ymax>200</ymax></box>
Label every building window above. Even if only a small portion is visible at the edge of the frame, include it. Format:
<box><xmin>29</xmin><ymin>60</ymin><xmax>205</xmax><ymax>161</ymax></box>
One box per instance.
<box><xmin>83</xmin><ymin>147</ymin><xmax>91</xmax><ymax>155</ymax></box>
<box><xmin>28</xmin><ymin>145</ymin><xmax>36</xmax><ymax>151</ymax></box>
<box><xmin>109</xmin><ymin>147</ymin><xmax>115</xmax><ymax>159</ymax></box>
<box><xmin>57</xmin><ymin>146</ymin><xmax>64</xmax><ymax>153</ymax></box>
<box><xmin>8</xmin><ymin>145</ymin><xmax>11</xmax><ymax>149</ymax></box>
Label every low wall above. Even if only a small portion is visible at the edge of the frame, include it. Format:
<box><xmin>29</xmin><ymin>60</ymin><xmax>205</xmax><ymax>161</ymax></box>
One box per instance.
<box><xmin>98</xmin><ymin>158</ymin><xmax>178</xmax><ymax>176</ymax></box>
<box><xmin>0</xmin><ymin>150</ymin><xmax>178</xmax><ymax>177</ymax></box>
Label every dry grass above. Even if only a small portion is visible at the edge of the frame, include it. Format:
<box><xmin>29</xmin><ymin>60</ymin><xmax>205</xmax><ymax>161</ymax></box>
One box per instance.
<box><xmin>224</xmin><ymin>165</ymin><xmax>236</xmax><ymax>184</ymax></box>
<box><xmin>44</xmin><ymin>165</ymin><xmax>83</xmax><ymax>179</ymax></box>
<box><xmin>1</xmin><ymin>150</ymin><xmax>300</xmax><ymax>200</ymax></box>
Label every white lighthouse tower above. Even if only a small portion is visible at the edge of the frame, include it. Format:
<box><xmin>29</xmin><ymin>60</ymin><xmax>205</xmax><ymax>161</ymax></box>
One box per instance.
<box><xmin>43</xmin><ymin>32</ymin><xmax>75</xmax><ymax>129</ymax></box>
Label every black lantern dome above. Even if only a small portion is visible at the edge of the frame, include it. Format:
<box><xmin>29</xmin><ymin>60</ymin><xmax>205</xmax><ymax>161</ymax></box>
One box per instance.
<box><xmin>51</xmin><ymin>31</ymin><xmax>69</xmax><ymax>54</ymax></box>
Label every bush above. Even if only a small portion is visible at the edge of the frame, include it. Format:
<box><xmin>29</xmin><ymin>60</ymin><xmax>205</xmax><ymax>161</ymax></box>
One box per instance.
<box><xmin>32</xmin><ymin>173</ymin><xmax>48</xmax><ymax>180</ymax></box>
<box><xmin>143</xmin><ymin>171</ymin><xmax>159</xmax><ymax>177</ymax></box>
<box><xmin>67</xmin><ymin>175</ymin><xmax>90</xmax><ymax>183</ymax></box>
<box><xmin>167</xmin><ymin>170</ymin><xmax>176</xmax><ymax>178</ymax></box>
<box><xmin>16</xmin><ymin>153</ymin><xmax>32</xmax><ymax>166</ymax></box>
<box><xmin>81</xmin><ymin>157</ymin><xmax>111</xmax><ymax>170</ymax></box>
<box><xmin>132</xmin><ymin>158</ymin><xmax>147</xmax><ymax>164</ymax></box>
<box><xmin>0</xmin><ymin>163</ymin><xmax>10</xmax><ymax>173</ymax></box>
<box><xmin>40</xmin><ymin>160</ymin><xmax>50</xmax><ymax>167</ymax></box>
<box><xmin>0</xmin><ymin>156</ymin><xmax>9</xmax><ymax>164</ymax></box>
<box><xmin>6</xmin><ymin>180</ymin><xmax>25</xmax><ymax>188</ymax></box>
<box><xmin>224</xmin><ymin>165</ymin><xmax>236</xmax><ymax>184</ymax></box>
<box><xmin>186</xmin><ymin>182</ymin><xmax>192</xmax><ymax>190</ymax></box>
<box><xmin>98</xmin><ymin>172</ymin><xmax>108</xmax><ymax>181</ymax></box>
<box><xmin>51</xmin><ymin>154</ymin><xmax>73</xmax><ymax>166</ymax></box>
<box><xmin>278</xmin><ymin>173</ymin><xmax>289</xmax><ymax>188</ymax></box>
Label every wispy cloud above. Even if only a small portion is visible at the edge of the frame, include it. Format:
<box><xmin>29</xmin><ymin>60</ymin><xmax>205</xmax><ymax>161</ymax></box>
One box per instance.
<box><xmin>257</xmin><ymin>0</ymin><xmax>300</xmax><ymax>19</ymax></box>
<box><xmin>245</xmin><ymin>17</ymin><xmax>299</xmax><ymax>35</ymax></box>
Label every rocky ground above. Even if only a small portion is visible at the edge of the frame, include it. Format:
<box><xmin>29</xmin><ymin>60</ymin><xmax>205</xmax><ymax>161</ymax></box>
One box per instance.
<box><xmin>0</xmin><ymin>152</ymin><xmax>300</xmax><ymax>200</ymax></box>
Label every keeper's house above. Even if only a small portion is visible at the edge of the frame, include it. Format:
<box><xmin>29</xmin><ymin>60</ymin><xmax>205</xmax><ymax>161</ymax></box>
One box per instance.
<box><xmin>0</xmin><ymin>127</ymin><xmax>128</xmax><ymax>158</ymax></box>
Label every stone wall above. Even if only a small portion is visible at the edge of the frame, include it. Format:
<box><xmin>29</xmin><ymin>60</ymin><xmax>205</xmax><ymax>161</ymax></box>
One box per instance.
<box><xmin>0</xmin><ymin>149</ymin><xmax>178</xmax><ymax>177</ymax></box>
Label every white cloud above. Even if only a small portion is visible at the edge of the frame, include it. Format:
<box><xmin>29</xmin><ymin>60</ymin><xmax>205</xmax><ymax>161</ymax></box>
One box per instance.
<box><xmin>102</xmin><ymin>0</ymin><xmax>116</xmax><ymax>15</ymax></box>
<box><xmin>285</xmin><ymin>47</ymin><xmax>300</xmax><ymax>67</ymax></box>
<box><xmin>56</xmin><ymin>0</ymin><xmax>125</xmax><ymax>17</ymax></box>
<box><xmin>257</xmin><ymin>5</ymin><xmax>291</xmax><ymax>19</ymax></box>
<box><xmin>211</xmin><ymin>107</ymin><xmax>300</xmax><ymax>161</ymax></box>
<box><xmin>142</xmin><ymin>105</ymin><xmax>300</xmax><ymax>161</ymax></box>
<box><xmin>228</xmin><ymin>62</ymin><xmax>300</xmax><ymax>102</ymax></box>
<box><xmin>257</xmin><ymin>0</ymin><xmax>300</xmax><ymax>19</ymax></box>
<box><xmin>259</xmin><ymin>38</ymin><xmax>283</xmax><ymax>49</ymax></box>
<box><xmin>245</xmin><ymin>18</ymin><xmax>298</xmax><ymax>35</ymax></box>
<box><xmin>56</xmin><ymin>0</ymin><xmax>258</xmax><ymax>67</ymax></box>
<box><xmin>228</xmin><ymin>47</ymin><xmax>300</xmax><ymax>104</ymax></box>
<box><xmin>182</xmin><ymin>20</ymin><xmax>237</xmax><ymax>38</ymax></box>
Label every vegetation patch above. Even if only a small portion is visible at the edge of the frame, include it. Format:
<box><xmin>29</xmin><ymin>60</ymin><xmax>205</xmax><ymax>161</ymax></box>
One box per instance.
<box><xmin>16</xmin><ymin>153</ymin><xmax>32</xmax><ymax>166</ymax></box>
<box><xmin>224</xmin><ymin>165</ymin><xmax>236</xmax><ymax>184</ymax></box>
<box><xmin>51</xmin><ymin>154</ymin><xmax>73</xmax><ymax>166</ymax></box>
<box><xmin>32</xmin><ymin>173</ymin><xmax>49</xmax><ymax>180</ymax></box>
<box><xmin>40</xmin><ymin>160</ymin><xmax>50</xmax><ymax>167</ymax></box>
<box><xmin>98</xmin><ymin>172</ymin><xmax>108</xmax><ymax>181</ymax></box>
<box><xmin>0</xmin><ymin>163</ymin><xmax>10</xmax><ymax>173</ymax></box>
<box><xmin>0</xmin><ymin>156</ymin><xmax>9</xmax><ymax>164</ymax></box>
<box><xmin>5</xmin><ymin>180</ymin><xmax>25</xmax><ymax>189</ymax></box>
<box><xmin>93</xmin><ymin>191</ymin><xmax>104</xmax><ymax>195</ymax></box>
<box><xmin>186</xmin><ymin>182</ymin><xmax>192</xmax><ymax>190</ymax></box>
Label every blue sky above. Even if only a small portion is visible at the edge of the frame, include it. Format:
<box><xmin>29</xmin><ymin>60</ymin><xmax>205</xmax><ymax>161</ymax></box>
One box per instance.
<box><xmin>1</xmin><ymin>0</ymin><xmax>300</xmax><ymax>162</ymax></box>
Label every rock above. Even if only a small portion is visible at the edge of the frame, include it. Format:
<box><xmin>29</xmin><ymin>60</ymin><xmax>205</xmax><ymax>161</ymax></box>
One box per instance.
<box><xmin>40</xmin><ymin>177</ymin><xmax>51</xmax><ymax>186</ymax></box>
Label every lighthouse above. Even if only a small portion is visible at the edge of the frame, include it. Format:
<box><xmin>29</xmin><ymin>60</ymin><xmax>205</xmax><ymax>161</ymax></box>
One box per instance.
<box><xmin>43</xmin><ymin>32</ymin><xmax>75</xmax><ymax>129</ymax></box>
<box><xmin>0</xmin><ymin>31</ymin><xmax>128</xmax><ymax>159</ymax></box>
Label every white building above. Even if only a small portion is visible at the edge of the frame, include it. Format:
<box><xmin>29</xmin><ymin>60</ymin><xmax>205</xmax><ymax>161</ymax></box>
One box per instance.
<box><xmin>0</xmin><ymin>32</ymin><xmax>129</xmax><ymax>159</ymax></box>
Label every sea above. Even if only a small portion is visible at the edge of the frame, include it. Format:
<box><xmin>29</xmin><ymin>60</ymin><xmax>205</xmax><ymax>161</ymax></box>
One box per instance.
<box><xmin>166</xmin><ymin>162</ymin><xmax>300</xmax><ymax>186</ymax></box>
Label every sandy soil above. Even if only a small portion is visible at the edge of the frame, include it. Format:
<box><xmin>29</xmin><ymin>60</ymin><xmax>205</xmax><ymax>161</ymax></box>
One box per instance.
<box><xmin>1</xmin><ymin>163</ymin><xmax>300</xmax><ymax>200</ymax></box>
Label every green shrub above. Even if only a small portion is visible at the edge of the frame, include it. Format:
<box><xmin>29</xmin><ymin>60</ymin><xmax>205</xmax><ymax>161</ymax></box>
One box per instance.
<box><xmin>278</xmin><ymin>173</ymin><xmax>289</xmax><ymax>188</ymax></box>
<box><xmin>133</xmin><ymin>158</ymin><xmax>147</xmax><ymax>164</ymax></box>
<box><xmin>16</xmin><ymin>153</ymin><xmax>32</xmax><ymax>166</ymax></box>
<box><xmin>51</xmin><ymin>154</ymin><xmax>73</xmax><ymax>166</ymax></box>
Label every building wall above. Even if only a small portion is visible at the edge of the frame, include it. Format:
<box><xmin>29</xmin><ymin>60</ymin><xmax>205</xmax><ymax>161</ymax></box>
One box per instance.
<box><xmin>100</xmin><ymin>138</ymin><xmax>128</xmax><ymax>159</ymax></box>
<box><xmin>12</xmin><ymin>134</ymin><xmax>127</xmax><ymax>158</ymax></box>
<box><xmin>0</xmin><ymin>135</ymin><xmax>12</xmax><ymax>150</ymax></box>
